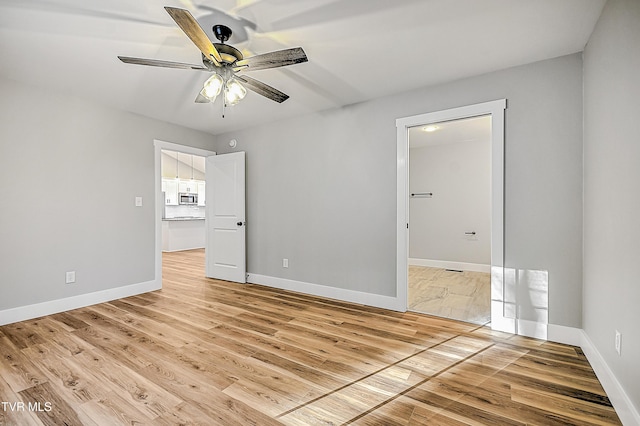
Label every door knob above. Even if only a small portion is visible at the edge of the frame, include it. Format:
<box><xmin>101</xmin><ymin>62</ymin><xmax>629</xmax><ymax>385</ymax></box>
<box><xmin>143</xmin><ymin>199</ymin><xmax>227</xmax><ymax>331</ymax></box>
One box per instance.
<box><xmin>237</xmin><ymin>222</ymin><xmax>244</xmax><ymax>226</ymax></box>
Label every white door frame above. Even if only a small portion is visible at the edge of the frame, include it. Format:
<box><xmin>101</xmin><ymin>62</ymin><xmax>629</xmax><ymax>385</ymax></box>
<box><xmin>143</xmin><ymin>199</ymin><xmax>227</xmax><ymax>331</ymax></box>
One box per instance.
<box><xmin>153</xmin><ymin>140</ymin><xmax>216</xmax><ymax>285</ymax></box>
<box><xmin>396</xmin><ymin>99</ymin><xmax>511</xmax><ymax>332</ymax></box>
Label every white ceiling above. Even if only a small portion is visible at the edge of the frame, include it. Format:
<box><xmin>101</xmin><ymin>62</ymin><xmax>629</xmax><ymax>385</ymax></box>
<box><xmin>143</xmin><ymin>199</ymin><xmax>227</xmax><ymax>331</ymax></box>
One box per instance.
<box><xmin>0</xmin><ymin>0</ymin><xmax>605</xmax><ymax>136</ymax></box>
<box><xmin>409</xmin><ymin>115</ymin><xmax>491</xmax><ymax>149</ymax></box>
<box><xmin>163</xmin><ymin>150</ymin><xmax>206</xmax><ymax>174</ymax></box>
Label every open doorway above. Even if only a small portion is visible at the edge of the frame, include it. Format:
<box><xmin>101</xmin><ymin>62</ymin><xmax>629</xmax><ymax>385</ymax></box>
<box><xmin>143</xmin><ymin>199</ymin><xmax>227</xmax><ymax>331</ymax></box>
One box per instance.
<box><xmin>160</xmin><ymin>149</ymin><xmax>207</xmax><ymax>252</ymax></box>
<box><xmin>153</xmin><ymin>140</ymin><xmax>247</xmax><ymax>288</ymax></box>
<box><xmin>407</xmin><ymin>115</ymin><xmax>491</xmax><ymax>324</ymax></box>
<box><xmin>396</xmin><ymin>99</ymin><xmax>510</xmax><ymax>333</ymax></box>
<box><xmin>153</xmin><ymin>140</ymin><xmax>215</xmax><ymax>285</ymax></box>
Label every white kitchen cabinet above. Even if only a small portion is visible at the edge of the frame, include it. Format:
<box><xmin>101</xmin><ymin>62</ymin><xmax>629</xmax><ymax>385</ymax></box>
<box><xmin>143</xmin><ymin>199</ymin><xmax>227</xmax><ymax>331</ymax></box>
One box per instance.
<box><xmin>197</xmin><ymin>182</ymin><xmax>206</xmax><ymax>206</ymax></box>
<box><xmin>178</xmin><ymin>181</ymin><xmax>198</xmax><ymax>194</ymax></box>
<box><xmin>163</xmin><ymin>179</ymin><xmax>179</xmax><ymax>205</ymax></box>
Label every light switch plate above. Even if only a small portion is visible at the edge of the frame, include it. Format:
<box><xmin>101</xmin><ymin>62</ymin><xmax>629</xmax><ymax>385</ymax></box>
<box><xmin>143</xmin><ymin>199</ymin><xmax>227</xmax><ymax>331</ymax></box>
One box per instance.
<box><xmin>135</xmin><ymin>196</ymin><xmax>143</xmax><ymax>207</ymax></box>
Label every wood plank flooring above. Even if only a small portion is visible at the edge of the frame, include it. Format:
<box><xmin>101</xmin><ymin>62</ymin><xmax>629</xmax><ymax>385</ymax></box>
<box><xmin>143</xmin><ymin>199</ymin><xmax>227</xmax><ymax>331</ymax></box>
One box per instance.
<box><xmin>408</xmin><ymin>266</ymin><xmax>491</xmax><ymax>325</ymax></box>
<box><xmin>0</xmin><ymin>249</ymin><xmax>621</xmax><ymax>425</ymax></box>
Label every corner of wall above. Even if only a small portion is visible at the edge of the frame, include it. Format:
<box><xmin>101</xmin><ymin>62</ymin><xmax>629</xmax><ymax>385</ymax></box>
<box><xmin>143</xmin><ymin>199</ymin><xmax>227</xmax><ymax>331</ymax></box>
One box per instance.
<box><xmin>548</xmin><ymin>324</ymin><xmax>640</xmax><ymax>425</ymax></box>
<box><xmin>580</xmin><ymin>329</ymin><xmax>640</xmax><ymax>425</ymax></box>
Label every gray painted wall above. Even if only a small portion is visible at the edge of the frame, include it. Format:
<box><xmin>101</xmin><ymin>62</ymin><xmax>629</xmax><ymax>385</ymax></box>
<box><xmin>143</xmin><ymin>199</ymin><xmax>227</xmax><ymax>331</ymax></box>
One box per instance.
<box><xmin>0</xmin><ymin>53</ymin><xmax>585</xmax><ymax>330</ymax></box>
<box><xmin>0</xmin><ymin>76</ymin><xmax>214</xmax><ymax>311</ymax></box>
<box><xmin>215</xmin><ymin>53</ymin><xmax>584</xmax><ymax>327</ymax></box>
<box><xmin>583</xmin><ymin>0</ymin><xmax>640</xmax><ymax>412</ymax></box>
<box><xmin>409</xmin><ymin>139</ymin><xmax>491</xmax><ymax>265</ymax></box>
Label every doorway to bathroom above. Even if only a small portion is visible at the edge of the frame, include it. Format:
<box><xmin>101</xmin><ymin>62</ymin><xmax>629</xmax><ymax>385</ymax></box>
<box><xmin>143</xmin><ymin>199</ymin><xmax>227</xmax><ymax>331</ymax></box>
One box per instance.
<box><xmin>396</xmin><ymin>99</ymin><xmax>507</xmax><ymax>330</ymax></box>
<box><xmin>407</xmin><ymin>115</ymin><xmax>491</xmax><ymax>324</ymax></box>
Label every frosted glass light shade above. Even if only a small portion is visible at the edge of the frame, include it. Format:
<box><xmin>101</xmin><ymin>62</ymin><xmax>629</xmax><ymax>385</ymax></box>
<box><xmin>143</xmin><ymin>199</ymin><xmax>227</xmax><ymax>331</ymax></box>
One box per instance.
<box><xmin>225</xmin><ymin>78</ymin><xmax>247</xmax><ymax>105</ymax></box>
<box><xmin>203</xmin><ymin>74</ymin><xmax>223</xmax><ymax>100</ymax></box>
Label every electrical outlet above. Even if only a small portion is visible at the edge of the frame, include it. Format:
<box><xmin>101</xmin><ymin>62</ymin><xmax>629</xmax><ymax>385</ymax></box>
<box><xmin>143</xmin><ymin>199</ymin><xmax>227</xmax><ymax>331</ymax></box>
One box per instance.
<box><xmin>65</xmin><ymin>271</ymin><xmax>76</xmax><ymax>284</ymax></box>
<box><xmin>283</xmin><ymin>258</ymin><xmax>289</xmax><ymax>268</ymax></box>
<box><xmin>615</xmin><ymin>330</ymin><xmax>622</xmax><ymax>356</ymax></box>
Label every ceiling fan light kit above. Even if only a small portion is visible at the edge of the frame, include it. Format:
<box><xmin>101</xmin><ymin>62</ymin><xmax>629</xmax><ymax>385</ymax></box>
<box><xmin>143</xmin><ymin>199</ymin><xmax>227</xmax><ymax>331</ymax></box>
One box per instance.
<box><xmin>202</xmin><ymin>74</ymin><xmax>223</xmax><ymax>99</ymax></box>
<box><xmin>225</xmin><ymin>78</ymin><xmax>248</xmax><ymax>105</ymax></box>
<box><xmin>118</xmin><ymin>7</ymin><xmax>308</xmax><ymax>118</ymax></box>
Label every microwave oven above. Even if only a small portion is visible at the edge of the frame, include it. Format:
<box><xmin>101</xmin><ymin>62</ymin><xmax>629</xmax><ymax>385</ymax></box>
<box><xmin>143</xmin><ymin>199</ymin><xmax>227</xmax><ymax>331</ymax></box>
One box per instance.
<box><xmin>179</xmin><ymin>193</ymin><xmax>198</xmax><ymax>205</ymax></box>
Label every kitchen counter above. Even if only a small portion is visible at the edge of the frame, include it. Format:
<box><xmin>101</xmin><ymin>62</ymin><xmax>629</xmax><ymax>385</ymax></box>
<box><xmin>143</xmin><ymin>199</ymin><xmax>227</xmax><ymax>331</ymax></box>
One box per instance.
<box><xmin>162</xmin><ymin>218</ymin><xmax>205</xmax><ymax>251</ymax></box>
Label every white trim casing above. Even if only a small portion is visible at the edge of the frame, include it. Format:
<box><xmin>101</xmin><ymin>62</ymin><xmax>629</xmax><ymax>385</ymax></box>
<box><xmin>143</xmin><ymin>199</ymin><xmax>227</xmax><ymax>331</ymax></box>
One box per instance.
<box><xmin>396</xmin><ymin>100</ymin><xmax>509</xmax><ymax>331</ymax></box>
<box><xmin>247</xmin><ymin>274</ymin><xmax>405</xmax><ymax>312</ymax></box>
<box><xmin>153</xmin><ymin>139</ymin><xmax>216</xmax><ymax>287</ymax></box>
<box><xmin>0</xmin><ymin>279</ymin><xmax>160</xmax><ymax>326</ymax></box>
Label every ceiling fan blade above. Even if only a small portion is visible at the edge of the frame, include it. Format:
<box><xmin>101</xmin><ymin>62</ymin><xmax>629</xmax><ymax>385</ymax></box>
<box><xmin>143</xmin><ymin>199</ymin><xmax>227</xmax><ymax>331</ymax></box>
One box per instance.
<box><xmin>234</xmin><ymin>47</ymin><xmax>307</xmax><ymax>72</ymax></box>
<box><xmin>164</xmin><ymin>6</ymin><xmax>223</xmax><ymax>65</ymax></box>
<box><xmin>118</xmin><ymin>56</ymin><xmax>207</xmax><ymax>70</ymax></box>
<box><xmin>237</xmin><ymin>76</ymin><xmax>289</xmax><ymax>103</ymax></box>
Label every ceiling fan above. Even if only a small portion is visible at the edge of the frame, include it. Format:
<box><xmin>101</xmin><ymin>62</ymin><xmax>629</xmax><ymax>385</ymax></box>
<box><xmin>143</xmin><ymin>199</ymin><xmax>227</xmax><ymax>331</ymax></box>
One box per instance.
<box><xmin>118</xmin><ymin>7</ymin><xmax>308</xmax><ymax>114</ymax></box>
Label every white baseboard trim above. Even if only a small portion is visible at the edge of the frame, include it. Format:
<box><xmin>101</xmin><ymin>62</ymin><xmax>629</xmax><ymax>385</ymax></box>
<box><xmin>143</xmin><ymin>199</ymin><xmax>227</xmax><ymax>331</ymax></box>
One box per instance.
<box><xmin>490</xmin><ymin>305</ymin><xmax>549</xmax><ymax>341</ymax></box>
<box><xmin>409</xmin><ymin>258</ymin><xmax>491</xmax><ymax>273</ymax></box>
<box><xmin>246</xmin><ymin>273</ymin><xmax>405</xmax><ymax>312</ymax></box>
<box><xmin>579</xmin><ymin>330</ymin><xmax>640</xmax><ymax>426</ymax></box>
<box><xmin>517</xmin><ymin>319</ymin><xmax>548</xmax><ymax>340</ymax></box>
<box><xmin>0</xmin><ymin>279</ymin><xmax>161</xmax><ymax>326</ymax></box>
<box><xmin>547</xmin><ymin>323</ymin><xmax>583</xmax><ymax>347</ymax></box>
<box><xmin>547</xmin><ymin>324</ymin><xmax>639</xmax><ymax>426</ymax></box>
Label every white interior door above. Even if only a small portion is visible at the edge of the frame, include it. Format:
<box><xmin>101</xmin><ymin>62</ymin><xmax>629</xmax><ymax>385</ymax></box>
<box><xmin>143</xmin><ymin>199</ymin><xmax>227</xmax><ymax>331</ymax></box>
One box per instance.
<box><xmin>205</xmin><ymin>152</ymin><xmax>246</xmax><ymax>283</ymax></box>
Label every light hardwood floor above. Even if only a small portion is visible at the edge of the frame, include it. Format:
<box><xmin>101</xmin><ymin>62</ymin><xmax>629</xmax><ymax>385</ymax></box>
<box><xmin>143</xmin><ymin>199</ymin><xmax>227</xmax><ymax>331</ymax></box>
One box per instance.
<box><xmin>408</xmin><ymin>266</ymin><xmax>491</xmax><ymax>325</ymax></box>
<box><xmin>0</xmin><ymin>249</ymin><xmax>621</xmax><ymax>425</ymax></box>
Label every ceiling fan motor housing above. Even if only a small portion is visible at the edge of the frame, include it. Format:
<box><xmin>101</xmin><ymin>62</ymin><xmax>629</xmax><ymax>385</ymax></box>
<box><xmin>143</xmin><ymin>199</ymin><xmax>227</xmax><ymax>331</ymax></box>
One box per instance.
<box><xmin>213</xmin><ymin>24</ymin><xmax>233</xmax><ymax>43</ymax></box>
<box><xmin>212</xmin><ymin>43</ymin><xmax>243</xmax><ymax>64</ymax></box>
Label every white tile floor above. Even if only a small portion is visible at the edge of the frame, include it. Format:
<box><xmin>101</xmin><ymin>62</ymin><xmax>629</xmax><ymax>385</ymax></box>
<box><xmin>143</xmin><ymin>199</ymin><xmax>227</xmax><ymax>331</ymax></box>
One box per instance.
<box><xmin>408</xmin><ymin>266</ymin><xmax>490</xmax><ymax>325</ymax></box>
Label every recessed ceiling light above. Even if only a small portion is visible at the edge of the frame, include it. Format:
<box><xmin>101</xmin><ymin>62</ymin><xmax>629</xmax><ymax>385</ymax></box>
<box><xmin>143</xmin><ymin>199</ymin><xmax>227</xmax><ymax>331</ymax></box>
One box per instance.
<box><xmin>422</xmin><ymin>125</ymin><xmax>439</xmax><ymax>132</ymax></box>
